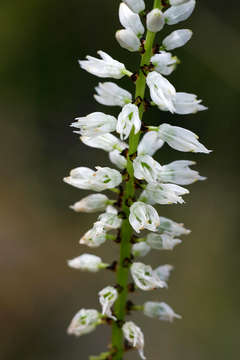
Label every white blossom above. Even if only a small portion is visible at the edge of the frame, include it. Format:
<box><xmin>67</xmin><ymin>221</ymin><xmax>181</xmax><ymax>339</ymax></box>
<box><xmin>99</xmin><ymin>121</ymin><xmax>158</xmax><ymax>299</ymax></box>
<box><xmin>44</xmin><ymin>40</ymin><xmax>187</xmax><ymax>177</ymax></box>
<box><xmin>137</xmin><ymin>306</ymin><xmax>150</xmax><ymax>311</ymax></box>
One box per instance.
<box><xmin>67</xmin><ymin>309</ymin><xmax>100</xmax><ymax>336</ymax></box>
<box><xmin>163</xmin><ymin>29</ymin><xmax>193</xmax><ymax>50</ymax></box>
<box><xmin>70</xmin><ymin>194</ymin><xmax>110</xmax><ymax>213</ymax></box>
<box><xmin>79</xmin><ymin>222</ymin><xmax>106</xmax><ymax>248</ymax></box>
<box><xmin>151</xmin><ymin>51</ymin><xmax>178</xmax><ymax>76</ymax></box>
<box><xmin>64</xmin><ymin>166</ymin><xmax>122</xmax><ymax>192</ymax></box>
<box><xmin>146</xmin><ymin>71</ymin><xmax>176</xmax><ymax>113</ymax></box>
<box><xmin>164</xmin><ymin>0</ymin><xmax>196</xmax><ymax>25</ymax></box>
<box><xmin>143</xmin><ymin>302</ymin><xmax>181</xmax><ymax>322</ymax></box>
<box><xmin>131</xmin><ymin>262</ymin><xmax>167</xmax><ymax>290</ymax></box>
<box><xmin>119</xmin><ymin>3</ymin><xmax>144</xmax><ymax>36</ymax></box>
<box><xmin>174</xmin><ymin>92</ymin><xmax>208</xmax><ymax>114</ymax></box>
<box><xmin>117</xmin><ymin>103</ymin><xmax>141</xmax><ymax>140</ymax></box>
<box><xmin>109</xmin><ymin>149</ymin><xmax>127</xmax><ymax>170</ymax></box>
<box><xmin>79</xmin><ymin>50</ymin><xmax>126</xmax><ymax>79</ymax></box>
<box><xmin>170</xmin><ymin>0</ymin><xmax>190</xmax><ymax>5</ymax></box>
<box><xmin>98</xmin><ymin>208</ymin><xmax>122</xmax><ymax>230</ymax></box>
<box><xmin>122</xmin><ymin>321</ymin><xmax>145</xmax><ymax>359</ymax></box>
<box><xmin>158</xmin><ymin>160</ymin><xmax>206</xmax><ymax>185</ymax></box>
<box><xmin>158</xmin><ymin>216</ymin><xmax>191</xmax><ymax>236</ymax></box>
<box><xmin>143</xmin><ymin>182</ymin><xmax>189</xmax><ymax>205</ymax></box>
<box><xmin>146</xmin><ymin>233</ymin><xmax>182</xmax><ymax>250</ymax></box>
<box><xmin>116</xmin><ymin>28</ymin><xmax>141</xmax><ymax>52</ymax></box>
<box><xmin>94</xmin><ymin>82</ymin><xmax>132</xmax><ymax>107</ymax></box>
<box><xmin>129</xmin><ymin>202</ymin><xmax>160</xmax><ymax>233</ymax></box>
<box><xmin>71</xmin><ymin>112</ymin><xmax>117</xmax><ymax>137</ymax></box>
<box><xmin>123</xmin><ymin>0</ymin><xmax>145</xmax><ymax>14</ymax></box>
<box><xmin>146</xmin><ymin>9</ymin><xmax>164</xmax><ymax>33</ymax></box>
<box><xmin>99</xmin><ymin>286</ymin><xmax>118</xmax><ymax>320</ymax></box>
<box><xmin>154</xmin><ymin>264</ymin><xmax>174</xmax><ymax>282</ymax></box>
<box><xmin>137</xmin><ymin>131</ymin><xmax>164</xmax><ymax>156</ymax></box>
<box><xmin>68</xmin><ymin>254</ymin><xmax>103</xmax><ymax>272</ymax></box>
<box><xmin>157</xmin><ymin>123</ymin><xmax>211</xmax><ymax>153</ymax></box>
<box><xmin>81</xmin><ymin>133</ymin><xmax>127</xmax><ymax>152</ymax></box>
<box><xmin>133</xmin><ymin>154</ymin><xmax>162</xmax><ymax>183</ymax></box>
<box><xmin>132</xmin><ymin>242</ymin><xmax>151</xmax><ymax>257</ymax></box>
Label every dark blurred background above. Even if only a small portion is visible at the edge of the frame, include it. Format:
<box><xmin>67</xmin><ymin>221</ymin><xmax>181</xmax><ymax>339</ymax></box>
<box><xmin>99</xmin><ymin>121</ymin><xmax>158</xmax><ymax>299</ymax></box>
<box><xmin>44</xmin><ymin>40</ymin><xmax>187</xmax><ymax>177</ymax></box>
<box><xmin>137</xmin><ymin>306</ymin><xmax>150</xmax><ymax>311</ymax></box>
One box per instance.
<box><xmin>1</xmin><ymin>0</ymin><xmax>239</xmax><ymax>359</ymax></box>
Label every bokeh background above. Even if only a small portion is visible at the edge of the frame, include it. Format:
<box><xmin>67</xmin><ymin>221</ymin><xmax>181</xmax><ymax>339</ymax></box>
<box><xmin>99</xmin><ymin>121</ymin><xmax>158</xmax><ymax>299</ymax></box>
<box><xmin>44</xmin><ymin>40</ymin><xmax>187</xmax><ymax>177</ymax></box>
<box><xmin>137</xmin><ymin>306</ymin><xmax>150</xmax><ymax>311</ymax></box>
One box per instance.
<box><xmin>1</xmin><ymin>0</ymin><xmax>239</xmax><ymax>359</ymax></box>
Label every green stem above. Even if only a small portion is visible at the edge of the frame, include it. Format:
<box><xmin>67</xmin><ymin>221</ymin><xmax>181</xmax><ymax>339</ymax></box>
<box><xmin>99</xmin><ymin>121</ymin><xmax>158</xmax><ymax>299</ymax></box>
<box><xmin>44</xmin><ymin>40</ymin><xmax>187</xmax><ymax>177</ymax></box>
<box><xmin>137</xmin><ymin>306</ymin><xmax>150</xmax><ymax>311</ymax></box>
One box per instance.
<box><xmin>111</xmin><ymin>1</ymin><xmax>162</xmax><ymax>359</ymax></box>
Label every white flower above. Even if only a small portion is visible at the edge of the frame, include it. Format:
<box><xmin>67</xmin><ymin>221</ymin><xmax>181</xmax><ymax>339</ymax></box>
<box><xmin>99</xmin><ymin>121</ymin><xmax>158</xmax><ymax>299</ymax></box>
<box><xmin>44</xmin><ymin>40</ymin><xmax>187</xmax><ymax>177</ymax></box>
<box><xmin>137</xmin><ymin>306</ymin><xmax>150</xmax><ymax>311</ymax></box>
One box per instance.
<box><xmin>117</xmin><ymin>103</ymin><xmax>141</xmax><ymax>140</ymax></box>
<box><xmin>98</xmin><ymin>209</ymin><xmax>122</xmax><ymax>230</ymax></box>
<box><xmin>67</xmin><ymin>309</ymin><xmax>100</xmax><ymax>336</ymax></box>
<box><xmin>131</xmin><ymin>262</ymin><xmax>167</xmax><ymax>290</ymax></box>
<box><xmin>99</xmin><ymin>286</ymin><xmax>118</xmax><ymax>320</ymax></box>
<box><xmin>67</xmin><ymin>254</ymin><xmax>103</xmax><ymax>272</ymax></box>
<box><xmin>81</xmin><ymin>133</ymin><xmax>127</xmax><ymax>152</ymax></box>
<box><xmin>146</xmin><ymin>233</ymin><xmax>182</xmax><ymax>250</ymax></box>
<box><xmin>143</xmin><ymin>302</ymin><xmax>181</xmax><ymax>322</ymax></box>
<box><xmin>132</xmin><ymin>242</ymin><xmax>151</xmax><ymax>257</ymax></box>
<box><xmin>109</xmin><ymin>149</ymin><xmax>127</xmax><ymax>170</ymax></box>
<box><xmin>70</xmin><ymin>194</ymin><xmax>110</xmax><ymax>213</ymax></box>
<box><xmin>79</xmin><ymin>222</ymin><xmax>106</xmax><ymax>248</ymax></box>
<box><xmin>146</xmin><ymin>9</ymin><xmax>164</xmax><ymax>33</ymax></box>
<box><xmin>158</xmin><ymin>216</ymin><xmax>191</xmax><ymax>236</ymax></box>
<box><xmin>116</xmin><ymin>29</ymin><xmax>141</xmax><ymax>52</ymax></box>
<box><xmin>158</xmin><ymin>160</ymin><xmax>206</xmax><ymax>185</ymax></box>
<box><xmin>123</xmin><ymin>0</ymin><xmax>145</xmax><ymax>14</ymax></box>
<box><xmin>122</xmin><ymin>321</ymin><xmax>145</xmax><ymax>359</ymax></box>
<box><xmin>71</xmin><ymin>112</ymin><xmax>117</xmax><ymax>137</ymax></box>
<box><xmin>94</xmin><ymin>82</ymin><xmax>132</xmax><ymax>107</ymax></box>
<box><xmin>170</xmin><ymin>0</ymin><xmax>190</xmax><ymax>5</ymax></box>
<box><xmin>154</xmin><ymin>264</ymin><xmax>174</xmax><ymax>282</ymax></box>
<box><xmin>162</xmin><ymin>29</ymin><xmax>193</xmax><ymax>50</ymax></box>
<box><xmin>151</xmin><ymin>51</ymin><xmax>178</xmax><ymax>76</ymax></box>
<box><xmin>137</xmin><ymin>131</ymin><xmax>164</xmax><ymax>156</ymax></box>
<box><xmin>158</xmin><ymin>123</ymin><xmax>211</xmax><ymax>153</ymax></box>
<box><xmin>146</xmin><ymin>71</ymin><xmax>176</xmax><ymax>113</ymax></box>
<box><xmin>79</xmin><ymin>50</ymin><xmax>126</xmax><ymax>79</ymax></box>
<box><xmin>144</xmin><ymin>182</ymin><xmax>189</xmax><ymax>205</ymax></box>
<box><xmin>129</xmin><ymin>202</ymin><xmax>160</xmax><ymax>233</ymax></box>
<box><xmin>119</xmin><ymin>3</ymin><xmax>144</xmax><ymax>36</ymax></box>
<box><xmin>64</xmin><ymin>166</ymin><xmax>122</xmax><ymax>192</ymax></box>
<box><xmin>174</xmin><ymin>92</ymin><xmax>208</xmax><ymax>114</ymax></box>
<box><xmin>164</xmin><ymin>0</ymin><xmax>196</xmax><ymax>25</ymax></box>
<box><xmin>133</xmin><ymin>154</ymin><xmax>162</xmax><ymax>183</ymax></box>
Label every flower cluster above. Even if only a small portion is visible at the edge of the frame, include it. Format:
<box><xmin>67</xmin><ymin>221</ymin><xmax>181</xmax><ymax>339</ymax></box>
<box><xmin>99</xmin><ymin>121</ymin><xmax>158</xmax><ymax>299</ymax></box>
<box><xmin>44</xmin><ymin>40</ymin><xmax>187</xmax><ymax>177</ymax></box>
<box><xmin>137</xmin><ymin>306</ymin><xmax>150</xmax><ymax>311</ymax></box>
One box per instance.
<box><xmin>64</xmin><ymin>1</ymin><xmax>210</xmax><ymax>359</ymax></box>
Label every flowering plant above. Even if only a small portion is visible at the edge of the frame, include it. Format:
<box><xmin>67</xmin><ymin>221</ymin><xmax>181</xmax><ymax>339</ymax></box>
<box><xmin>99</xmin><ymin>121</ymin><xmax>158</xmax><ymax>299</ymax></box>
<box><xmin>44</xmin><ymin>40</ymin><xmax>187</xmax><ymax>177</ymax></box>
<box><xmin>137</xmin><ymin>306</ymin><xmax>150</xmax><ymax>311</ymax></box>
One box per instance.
<box><xmin>64</xmin><ymin>0</ymin><xmax>210</xmax><ymax>359</ymax></box>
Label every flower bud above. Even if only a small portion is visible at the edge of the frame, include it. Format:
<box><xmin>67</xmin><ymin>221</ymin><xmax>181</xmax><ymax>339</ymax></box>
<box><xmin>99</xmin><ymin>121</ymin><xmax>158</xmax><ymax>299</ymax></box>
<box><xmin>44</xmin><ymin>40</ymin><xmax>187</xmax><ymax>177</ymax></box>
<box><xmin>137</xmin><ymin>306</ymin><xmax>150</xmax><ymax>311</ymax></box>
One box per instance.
<box><xmin>81</xmin><ymin>133</ymin><xmax>127</xmax><ymax>153</ymax></box>
<box><xmin>109</xmin><ymin>149</ymin><xmax>127</xmax><ymax>170</ymax></box>
<box><xmin>174</xmin><ymin>92</ymin><xmax>208</xmax><ymax>114</ymax></box>
<box><xmin>70</xmin><ymin>194</ymin><xmax>110</xmax><ymax>213</ymax></box>
<box><xmin>116</xmin><ymin>29</ymin><xmax>141</xmax><ymax>52</ymax></box>
<box><xmin>79</xmin><ymin>50</ymin><xmax>126</xmax><ymax>79</ymax></box>
<box><xmin>123</xmin><ymin>0</ymin><xmax>145</xmax><ymax>14</ymax></box>
<box><xmin>143</xmin><ymin>302</ymin><xmax>181</xmax><ymax>322</ymax></box>
<box><xmin>99</xmin><ymin>286</ymin><xmax>118</xmax><ymax>319</ymax></box>
<box><xmin>71</xmin><ymin>112</ymin><xmax>117</xmax><ymax>137</ymax></box>
<box><xmin>64</xmin><ymin>166</ymin><xmax>122</xmax><ymax>192</ymax></box>
<box><xmin>151</xmin><ymin>51</ymin><xmax>177</xmax><ymax>76</ymax></box>
<box><xmin>94</xmin><ymin>82</ymin><xmax>132</xmax><ymax>107</ymax></box>
<box><xmin>157</xmin><ymin>123</ymin><xmax>211</xmax><ymax>153</ymax></box>
<box><xmin>119</xmin><ymin>3</ymin><xmax>144</xmax><ymax>36</ymax></box>
<box><xmin>146</xmin><ymin>233</ymin><xmax>182</xmax><ymax>250</ymax></box>
<box><xmin>137</xmin><ymin>131</ymin><xmax>164</xmax><ymax>156</ymax></box>
<box><xmin>68</xmin><ymin>254</ymin><xmax>103</xmax><ymax>272</ymax></box>
<box><xmin>129</xmin><ymin>202</ymin><xmax>160</xmax><ymax>233</ymax></box>
<box><xmin>132</xmin><ymin>242</ymin><xmax>151</xmax><ymax>257</ymax></box>
<box><xmin>146</xmin><ymin>71</ymin><xmax>176</xmax><ymax>113</ymax></box>
<box><xmin>146</xmin><ymin>9</ymin><xmax>164</xmax><ymax>33</ymax></box>
<box><xmin>122</xmin><ymin>321</ymin><xmax>145</xmax><ymax>359</ymax></box>
<box><xmin>67</xmin><ymin>309</ymin><xmax>100</xmax><ymax>336</ymax></box>
<box><xmin>163</xmin><ymin>29</ymin><xmax>192</xmax><ymax>50</ymax></box>
<box><xmin>131</xmin><ymin>262</ymin><xmax>167</xmax><ymax>291</ymax></box>
<box><xmin>117</xmin><ymin>103</ymin><xmax>141</xmax><ymax>140</ymax></box>
<box><xmin>164</xmin><ymin>0</ymin><xmax>196</xmax><ymax>25</ymax></box>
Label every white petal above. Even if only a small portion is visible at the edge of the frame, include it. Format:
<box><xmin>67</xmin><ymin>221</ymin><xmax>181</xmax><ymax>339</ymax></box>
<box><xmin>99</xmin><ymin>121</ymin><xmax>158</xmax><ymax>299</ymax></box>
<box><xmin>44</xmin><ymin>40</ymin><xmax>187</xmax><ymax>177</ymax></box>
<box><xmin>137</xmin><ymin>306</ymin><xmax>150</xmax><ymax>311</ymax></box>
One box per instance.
<box><xmin>116</xmin><ymin>29</ymin><xmax>141</xmax><ymax>52</ymax></box>
<box><xmin>163</xmin><ymin>29</ymin><xmax>193</xmax><ymax>50</ymax></box>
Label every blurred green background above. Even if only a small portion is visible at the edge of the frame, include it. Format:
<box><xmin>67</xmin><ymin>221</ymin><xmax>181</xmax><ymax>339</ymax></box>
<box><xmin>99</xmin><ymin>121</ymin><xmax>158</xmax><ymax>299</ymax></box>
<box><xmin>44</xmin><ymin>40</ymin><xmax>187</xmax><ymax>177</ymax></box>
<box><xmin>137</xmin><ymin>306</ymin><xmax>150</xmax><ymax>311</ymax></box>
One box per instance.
<box><xmin>1</xmin><ymin>0</ymin><xmax>239</xmax><ymax>359</ymax></box>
